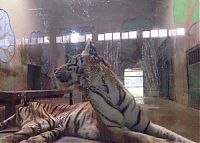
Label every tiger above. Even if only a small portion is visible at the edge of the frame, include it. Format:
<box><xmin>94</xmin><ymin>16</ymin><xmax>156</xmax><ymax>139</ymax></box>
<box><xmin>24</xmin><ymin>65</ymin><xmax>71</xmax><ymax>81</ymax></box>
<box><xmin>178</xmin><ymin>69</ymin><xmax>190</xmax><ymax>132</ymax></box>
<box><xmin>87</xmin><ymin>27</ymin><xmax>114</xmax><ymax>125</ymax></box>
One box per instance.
<box><xmin>0</xmin><ymin>101</ymin><xmax>103</xmax><ymax>143</ymax></box>
<box><xmin>52</xmin><ymin>40</ymin><xmax>195</xmax><ymax>143</ymax></box>
<box><xmin>0</xmin><ymin>100</ymin><xmax>167</xmax><ymax>143</ymax></box>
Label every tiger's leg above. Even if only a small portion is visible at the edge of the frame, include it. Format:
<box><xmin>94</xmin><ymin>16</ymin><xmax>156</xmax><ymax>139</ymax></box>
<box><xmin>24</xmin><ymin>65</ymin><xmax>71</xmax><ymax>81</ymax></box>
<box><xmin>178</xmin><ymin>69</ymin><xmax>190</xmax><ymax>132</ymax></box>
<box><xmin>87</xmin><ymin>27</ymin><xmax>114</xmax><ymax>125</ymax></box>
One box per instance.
<box><xmin>107</xmin><ymin>127</ymin><xmax>168</xmax><ymax>143</ymax></box>
<box><xmin>89</xmin><ymin>87</ymin><xmax>194</xmax><ymax>143</ymax></box>
<box><xmin>0</xmin><ymin>114</ymin><xmax>16</xmax><ymax>130</ymax></box>
<box><xmin>20</xmin><ymin>127</ymin><xmax>65</xmax><ymax>143</ymax></box>
<box><xmin>145</xmin><ymin>122</ymin><xmax>195</xmax><ymax>143</ymax></box>
<box><xmin>0</xmin><ymin>118</ymin><xmax>59</xmax><ymax>143</ymax></box>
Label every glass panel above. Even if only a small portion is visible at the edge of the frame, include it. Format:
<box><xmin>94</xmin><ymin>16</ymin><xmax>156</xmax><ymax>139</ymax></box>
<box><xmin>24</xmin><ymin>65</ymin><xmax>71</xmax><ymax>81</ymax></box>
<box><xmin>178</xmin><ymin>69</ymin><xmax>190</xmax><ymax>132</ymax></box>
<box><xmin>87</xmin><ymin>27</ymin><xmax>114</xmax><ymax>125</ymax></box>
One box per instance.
<box><xmin>150</xmin><ymin>30</ymin><xmax>159</xmax><ymax>38</ymax></box>
<box><xmin>113</xmin><ymin>32</ymin><xmax>120</xmax><ymax>40</ymax></box>
<box><xmin>143</xmin><ymin>31</ymin><xmax>150</xmax><ymax>38</ymax></box>
<box><xmin>176</xmin><ymin>28</ymin><xmax>185</xmax><ymax>36</ymax></box>
<box><xmin>105</xmin><ymin>33</ymin><xmax>112</xmax><ymax>40</ymax></box>
<box><xmin>121</xmin><ymin>32</ymin><xmax>129</xmax><ymax>39</ymax></box>
<box><xmin>98</xmin><ymin>34</ymin><xmax>104</xmax><ymax>41</ymax></box>
<box><xmin>129</xmin><ymin>31</ymin><xmax>137</xmax><ymax>39</ymax></box>
<box><xmin>70</xmin><ymin>33</ymin><xmax>79</xmax><ymax>43</ymax></box>
<box><xmin>159</xmin><ymin>29</ymin><xmax>167</xmax><ymax>37</ymax></box>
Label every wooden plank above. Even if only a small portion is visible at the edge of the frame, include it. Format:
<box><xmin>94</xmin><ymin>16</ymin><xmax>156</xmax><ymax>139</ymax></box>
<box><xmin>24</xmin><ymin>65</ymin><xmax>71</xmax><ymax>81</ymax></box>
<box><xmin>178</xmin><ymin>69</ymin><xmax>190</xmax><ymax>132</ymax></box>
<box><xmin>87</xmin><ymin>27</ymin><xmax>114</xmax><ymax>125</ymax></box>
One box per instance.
<box><xmin>0</xmin><ymin>90</ymin><xmax>72</xmax><ymax>103</ymax></box>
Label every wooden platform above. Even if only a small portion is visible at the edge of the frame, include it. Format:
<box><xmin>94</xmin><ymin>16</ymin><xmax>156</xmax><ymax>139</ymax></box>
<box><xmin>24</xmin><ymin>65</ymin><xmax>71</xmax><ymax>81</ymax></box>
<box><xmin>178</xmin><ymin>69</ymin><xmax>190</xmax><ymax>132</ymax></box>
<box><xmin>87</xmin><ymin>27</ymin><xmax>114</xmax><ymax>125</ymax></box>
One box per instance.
<box><xmin>0</xmin><ymin>90</ymin><xmax>72</xmax><ymax>118</ymax></box>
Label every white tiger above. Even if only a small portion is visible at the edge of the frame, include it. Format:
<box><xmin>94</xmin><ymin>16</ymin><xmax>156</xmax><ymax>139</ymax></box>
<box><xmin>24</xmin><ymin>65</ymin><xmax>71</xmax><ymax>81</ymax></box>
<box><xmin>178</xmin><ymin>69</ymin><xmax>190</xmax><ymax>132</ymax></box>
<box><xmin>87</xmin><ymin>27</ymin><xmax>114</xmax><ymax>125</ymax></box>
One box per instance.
<box><xmin>53</xmin><ymin>41</ymin><xmax>195</xmax><ymax>143</ymax></box>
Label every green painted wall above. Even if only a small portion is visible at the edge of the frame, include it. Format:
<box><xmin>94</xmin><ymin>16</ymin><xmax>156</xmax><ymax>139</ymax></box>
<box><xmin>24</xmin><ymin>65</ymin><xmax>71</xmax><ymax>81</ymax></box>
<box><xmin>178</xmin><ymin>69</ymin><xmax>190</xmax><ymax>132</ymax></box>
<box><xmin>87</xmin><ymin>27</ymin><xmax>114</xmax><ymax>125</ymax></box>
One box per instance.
<box><xmin>188</xmin><ymin>62</ymin><xmax>200</xmax><ymax>107</ymax></box>
<box><xmin>173</xmin><ymin>0</ymin><xmax>200</xmax><ymax>26</ymax></box>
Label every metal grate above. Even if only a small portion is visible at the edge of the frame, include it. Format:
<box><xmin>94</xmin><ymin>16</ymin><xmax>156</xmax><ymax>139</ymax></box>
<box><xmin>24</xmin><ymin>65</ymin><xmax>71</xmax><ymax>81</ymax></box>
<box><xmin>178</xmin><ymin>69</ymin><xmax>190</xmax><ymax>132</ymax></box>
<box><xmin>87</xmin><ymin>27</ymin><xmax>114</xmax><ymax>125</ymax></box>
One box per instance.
<box><xmin>188</xmin><ymin>46</ymin><xmax>200</xmax><ymax>65</ymax></box>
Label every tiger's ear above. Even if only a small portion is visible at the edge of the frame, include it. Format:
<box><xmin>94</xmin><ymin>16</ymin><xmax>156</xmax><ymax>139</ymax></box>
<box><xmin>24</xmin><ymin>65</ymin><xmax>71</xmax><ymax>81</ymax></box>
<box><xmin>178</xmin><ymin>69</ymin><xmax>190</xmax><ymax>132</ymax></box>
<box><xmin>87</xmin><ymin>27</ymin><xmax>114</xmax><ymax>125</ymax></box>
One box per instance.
<box><xmin>81</xmin><ymin>40</ymin><xmax>98</xmax><ymax>58</ymax></box>
<box><xmin>81</xmin><ymin>40</ymin><xmax>90</xmax><ymax>56</ymax></box>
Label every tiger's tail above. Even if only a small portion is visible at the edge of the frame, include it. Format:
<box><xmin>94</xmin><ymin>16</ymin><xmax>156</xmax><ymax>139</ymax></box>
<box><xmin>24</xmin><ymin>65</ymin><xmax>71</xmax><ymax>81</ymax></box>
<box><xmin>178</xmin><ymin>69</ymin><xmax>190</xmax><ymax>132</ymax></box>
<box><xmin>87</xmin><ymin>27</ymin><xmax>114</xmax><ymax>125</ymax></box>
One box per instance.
<box><xmin>0</xmin><ymin>114</ymin><xmax>16</xmax><ymax>130</ymax></box>
<box><xmin>145</xmin><ymin>122</ymin><xmax>195</xmax><ymax>143</ymax></box>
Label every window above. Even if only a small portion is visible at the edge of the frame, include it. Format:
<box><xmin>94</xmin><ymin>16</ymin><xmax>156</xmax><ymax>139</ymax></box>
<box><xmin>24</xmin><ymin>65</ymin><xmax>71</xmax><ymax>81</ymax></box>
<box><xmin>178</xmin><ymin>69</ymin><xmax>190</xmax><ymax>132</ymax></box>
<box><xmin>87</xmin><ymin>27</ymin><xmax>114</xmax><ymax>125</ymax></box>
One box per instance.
<box><xmin>150</xmin><ymin>30</ymin><xmax>158</xmax><ymax>38</ymax></box>
<box><xmin>176</xmin><ymin>28</ymin><xmax>185</xmax><ymax>36</ymax></box>
<box><xmin>86</xmin><ymin>34</ymin><xmax>92</xmax><ymax>40</ymax></box>
<box><xmin>105</xmin><ymin>33</ymin><xmax>112</xmax><ymax>40</ymax></box>
<box><xmin>56</xmin><ymin>36</ymin><xmax>63</xmax><ymax>43</ymax></box>
<box><xmin>168</xmin><ymin>29</ymin><xmax>176</xmax><ymax>37</ymax></box>
<box><xmin>70</xmin><ymin>33</ymin><xmax>79</xmax><ymax>43</ymax></box>
<box><xmin>159</xmin><ymin>29</ymin><xmax>167</xmax><ymax>37</ymax></box>
<box><xmin>38</xmin><ymin>37</ymin><xmax>44</xmax><ymax>44</ymax></box>
<box><xmin>113</xmin><ymin>32</ymin><xmax>120</xmax><ymax>40</ymax></box>
<box><xmin>63</xmin><ymin>35</ymin><xmax>70</xmax><ymax>43</ymax></box>
<box><xmin>129</xmin><ymin>31</ymin><xmax>137</xmax><ymax>39</ymax></box>
<box><xmin>121</xmin><ymin>32</ymin><xmax>129</xmax><ymax>39</ymax></box>
<box><xmin>143</xmin><ymin>31</ymin><xmax>150</xmax><ymax>38</ymax></box>
<box><xmin>78</xmin><ymin>34</ymin><xmax>85</xmax><ymax>42</ymax></box>
<box><xmin>98</xmin><ymin>34</ymin><xmax>104</xmax><ymax>41</ymax></box>
<box><xmin>44</xmin><ymin>36</ymin><xmax>50</xmax><ymax>43</ymax></box>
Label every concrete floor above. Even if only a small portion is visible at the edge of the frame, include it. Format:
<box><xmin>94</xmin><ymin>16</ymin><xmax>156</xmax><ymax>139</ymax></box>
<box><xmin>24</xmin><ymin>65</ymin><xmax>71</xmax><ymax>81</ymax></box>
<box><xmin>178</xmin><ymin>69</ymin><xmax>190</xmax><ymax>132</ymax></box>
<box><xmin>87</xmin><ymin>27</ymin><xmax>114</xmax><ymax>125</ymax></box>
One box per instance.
<box><xmin>0</xmin><ymin>97</ymin><xmax>199</xmax><ymax>142</ymax></box>
<box><xmin>142</xmin><ymin>97</ymin><xmax>199</xmax><ymax>143</ymax></box>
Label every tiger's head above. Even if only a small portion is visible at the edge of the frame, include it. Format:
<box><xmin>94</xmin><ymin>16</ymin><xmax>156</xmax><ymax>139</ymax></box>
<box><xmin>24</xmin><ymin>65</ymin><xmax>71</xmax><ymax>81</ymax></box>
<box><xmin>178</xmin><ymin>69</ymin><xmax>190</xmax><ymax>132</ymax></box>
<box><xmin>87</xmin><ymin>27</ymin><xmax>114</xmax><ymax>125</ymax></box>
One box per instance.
<box><xmin>52</xmin><ymin>41</ymin><xmax>111</xmax><ymax>91</ymax></box>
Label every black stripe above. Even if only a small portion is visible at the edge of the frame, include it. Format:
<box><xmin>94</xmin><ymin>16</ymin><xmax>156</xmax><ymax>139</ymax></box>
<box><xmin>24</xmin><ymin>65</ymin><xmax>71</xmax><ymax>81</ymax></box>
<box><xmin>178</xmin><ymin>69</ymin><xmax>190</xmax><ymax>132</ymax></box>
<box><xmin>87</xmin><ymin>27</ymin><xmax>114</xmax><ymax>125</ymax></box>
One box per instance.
<box><xmin>105</xmin><ymin>125</ymin><xmax>121</xmax><ymax>128</ymax></box>
<box><xmin>50</xmin><ymin>105</ymin><xmax>60</xmax><ymax>114</ymax></box>
<box><xmin>51</xmin><ymin>130</ymin><xmax>58</xmax><ymax>138</ymax></box>
<box><xmin>74</xmin><ymin>105</ymin><xmax>87</xmax><ymax>134</ymax></box>
<box><xmin>46</xmin><ymin>104</ymin><xmax>50</xmax><ymax>112</ymax></box>
<box><xmin>30</xmin><ymin>126</ymin><xmax>37</xmax><ymax>135</ymax></box>
<box><xmin>18</xmin><ymin>107</ymin><xmax>23</xmax><ymax>113</ymax></box>
<box><xmin>35</xmin><ymin>102</ymin><xmax>39</xmax><ymax>107</ymax></box>
<box><xmin>24</xmin><ymin>107</ymin><xmax>31</xmax><ymax>119</ymax></box>
<box><xmin>89</xmin><ymin>86</ymin><xmax>118</xmax><ymax>110</ymax></box>
<box><xmin>24</xmin><ymin>106</ymin><xmax>28</xmax><ymax>113</ymax></box>
<box><xmin>75</xmin><ymin>57</ymin><xmax>78</xmax><ymax>65</ymax></box>
<box><xmin>130</xmin><ymin>106</ymin><xmax>141</xmax><ymax>130</ymax></box>
<box><xmin>60</xmin><ymin>105</ymin><xmax>67</xmax><ymax>110</ymax></box>
<box><xmin>117</xmin><ymin>88</ymin><xmax>126</xmax><ymax>106</ymax></box>
<box><xmin>117</xmin><ymin>85</ymin><xmax>122</xmax><ymax>105</ymax></box>
<box><xmin>65</xmin><ymin>115</ymin><xmax>72</xmax><ymax>130</ymax></box>
<box><xmin>80</xmin><ymin>114</ymin><xmax>87</xmax><ymax>127</ymax></box>
<box><xmin>80</xmin><ymin>57</ymin><xmax>83</xmax><ymax>64</ymax></box>
<box><xmin>43</xmin><ymin>103</ymin><xmax>47</xmax><ymax>109</ymax></box>
<box><xmin>42</xmin><ymin>107</ymin><xmax>52</xmax><ymax>118</ymax></box>
<box><xmin>41</xmin><ymin>134</ymin><xmax>48</xmax><ymax>140</ymax></box>
<box><xmin>49</xmin><ymin>132</ymin><xmax>54</xmax><ymax>140</ymax></box>
<box><xmin>101</xmin><ymin>76</ymin><xmax>109</xmax><ymax>93</ymax></box>
<box><xmin>95</xmin><ymin>108</ymin><xmax>121</xmax><ymax>126</ymax></box>
<box><xmin>48</xmin><ymin>104</ymin><xmax>54</xmax><ymax>111</ymax></box>
<box><xmin>44</xmin><ymin>118</ymin><xmax>52</xmax><ymax>129</ymax></box>
<box><xmin>143</xmin><ymin>121</ymin><xmax>150</xmax><ymax>133</ymax></box>
<box><xmin>120</xmin><ymin>100</ymin><xmax>132</xmax><ymax>114</ymax></box>
<box><xmin>76</xmin><ymin>66</ymin><xmax>79</xmax><ymax>73</ymax></box>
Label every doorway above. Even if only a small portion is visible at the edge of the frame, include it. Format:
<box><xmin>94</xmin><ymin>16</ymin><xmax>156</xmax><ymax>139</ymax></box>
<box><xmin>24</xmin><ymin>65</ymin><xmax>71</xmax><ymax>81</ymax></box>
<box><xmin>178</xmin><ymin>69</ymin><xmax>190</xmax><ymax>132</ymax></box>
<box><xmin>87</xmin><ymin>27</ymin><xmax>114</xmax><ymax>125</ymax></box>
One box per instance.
<box><xmin>124</xmin><ymin>68</ymin><xmax>144</xmax><ymax>103</ymax></box>
<box><xmin>27</xmin><ymin>64</ymin><xmax>41</xmax><ymax>90</ymax></box>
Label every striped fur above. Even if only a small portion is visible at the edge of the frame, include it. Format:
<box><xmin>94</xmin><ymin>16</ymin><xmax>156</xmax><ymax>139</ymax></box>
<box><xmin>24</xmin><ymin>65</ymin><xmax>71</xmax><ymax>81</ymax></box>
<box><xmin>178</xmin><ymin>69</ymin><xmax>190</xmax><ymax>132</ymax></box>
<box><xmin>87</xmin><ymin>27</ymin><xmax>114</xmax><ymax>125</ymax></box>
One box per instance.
<box><xmin>53</xmin><ymin>41</ymin><xmax>195</xmax><ymax>143</ymax></box>
<box><xmin>0</xmin><ymin>102</ymin><xmax>105</xmax><ymax>143</ymax></box>
<box><xmin>0</xmin><ymin>102</ymin><xmax>167</xmax><ymax>143</ymax></box>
